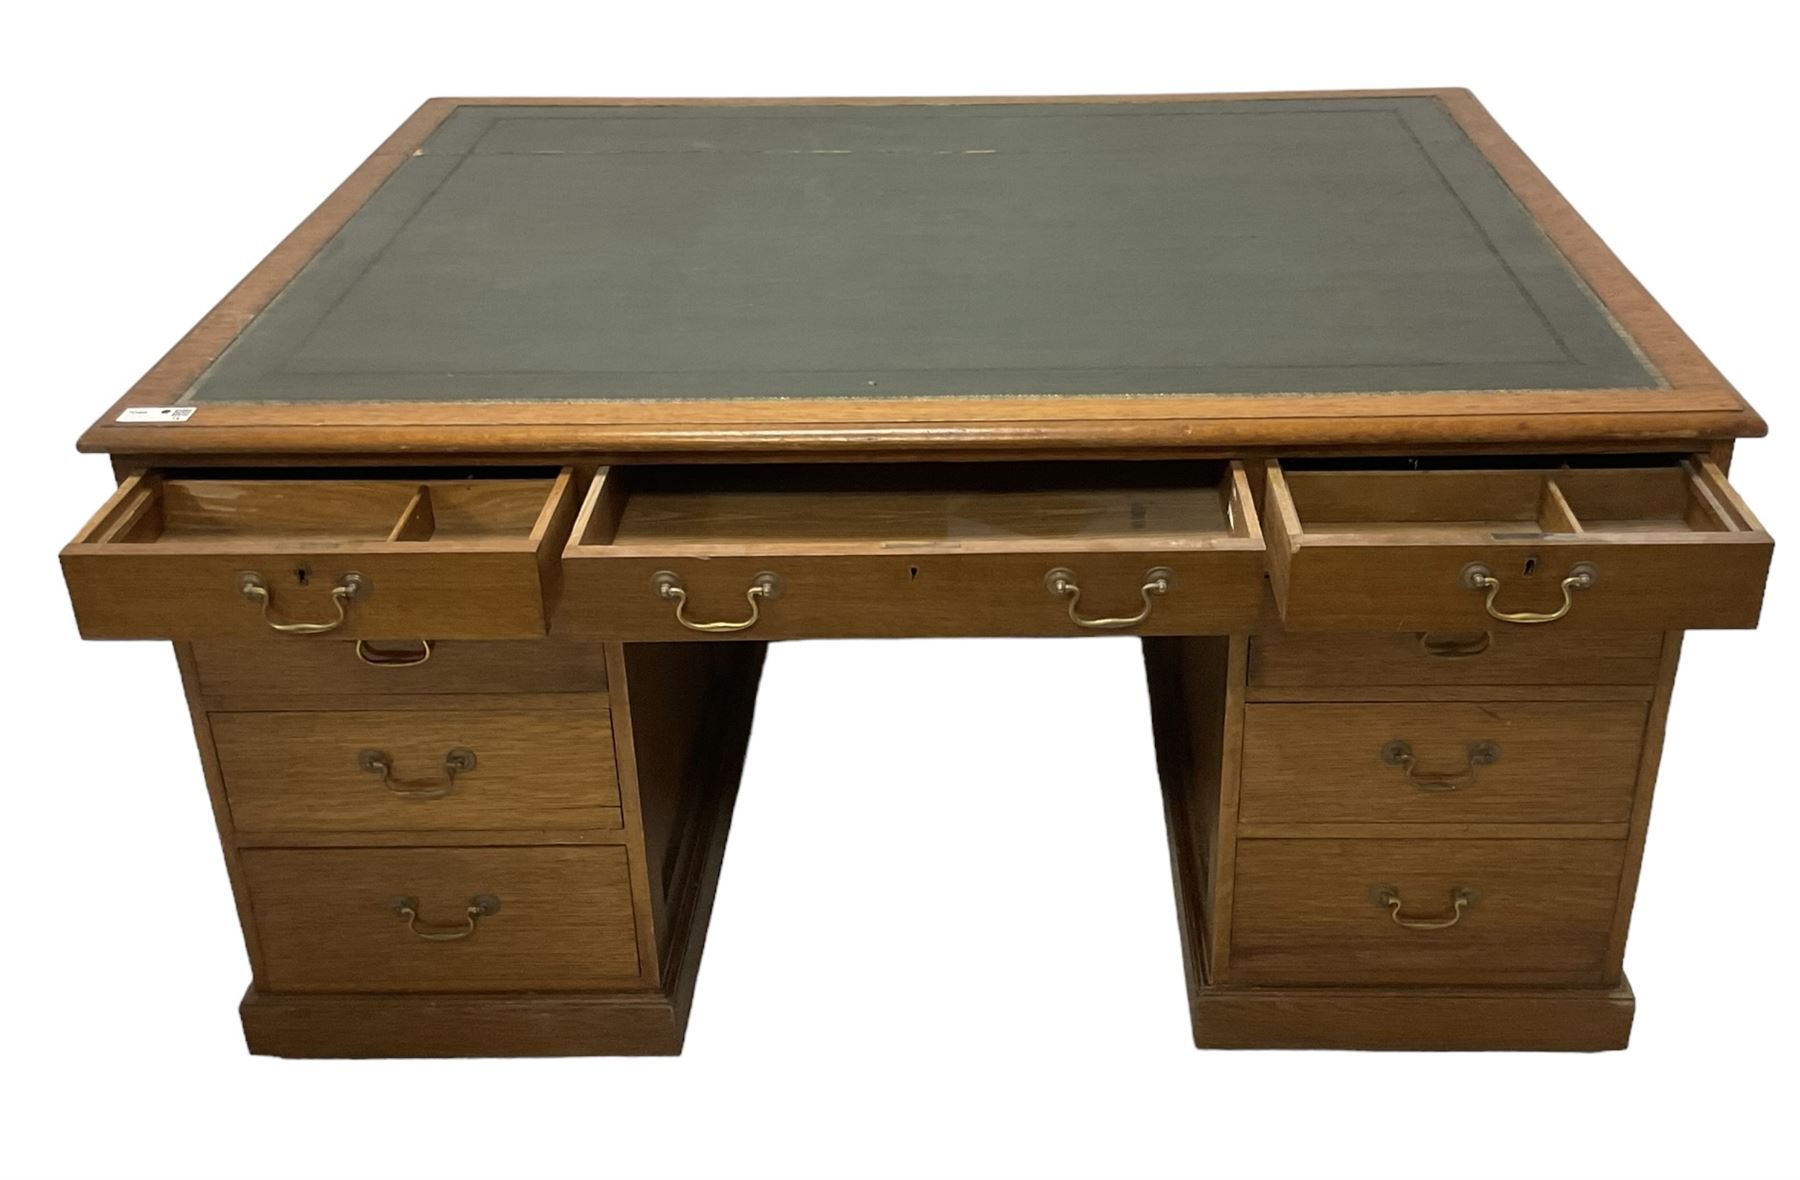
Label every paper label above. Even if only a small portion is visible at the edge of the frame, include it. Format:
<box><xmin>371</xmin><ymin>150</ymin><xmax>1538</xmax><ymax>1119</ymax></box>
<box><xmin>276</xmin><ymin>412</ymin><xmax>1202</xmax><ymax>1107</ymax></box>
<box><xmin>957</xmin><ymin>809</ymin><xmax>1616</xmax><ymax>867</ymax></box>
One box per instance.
<box><xmin>116</xmin><ymin>406</ymin><xmax>197</xmax><ymax>423</ymax></box>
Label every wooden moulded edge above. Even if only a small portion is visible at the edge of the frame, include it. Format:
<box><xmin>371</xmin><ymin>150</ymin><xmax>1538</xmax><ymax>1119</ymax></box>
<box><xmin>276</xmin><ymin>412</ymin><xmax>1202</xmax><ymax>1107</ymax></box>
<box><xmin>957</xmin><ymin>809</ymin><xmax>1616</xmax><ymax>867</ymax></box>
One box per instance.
<box><xmin>77</xmin><ymin>89</ymin><xmax>1765</xmax><ymax>459</ymax></box>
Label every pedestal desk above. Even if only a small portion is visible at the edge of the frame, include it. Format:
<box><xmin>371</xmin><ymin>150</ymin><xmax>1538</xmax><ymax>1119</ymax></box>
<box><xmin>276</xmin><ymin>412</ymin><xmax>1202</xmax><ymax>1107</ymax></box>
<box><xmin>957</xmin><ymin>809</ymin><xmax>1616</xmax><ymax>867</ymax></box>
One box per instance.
<box><xmin>60</xmin><ymin>91</ymin><xmax>1774</xmax><ymax>1055</ymax></box>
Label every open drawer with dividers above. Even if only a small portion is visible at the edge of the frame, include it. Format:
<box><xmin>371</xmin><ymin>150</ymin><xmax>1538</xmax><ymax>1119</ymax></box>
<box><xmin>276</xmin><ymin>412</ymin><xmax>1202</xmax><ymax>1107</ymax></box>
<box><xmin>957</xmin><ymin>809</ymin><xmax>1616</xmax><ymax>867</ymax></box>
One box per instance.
<box><xmin>1263</xmin><ymin>456</ymin><xmax>1773</xmax><ymax>631</ymax></box>
<box><xmin>61</xmin><ymin>469</ymin><xmax>579</xmax><ymax>640</ymax></box>
<box><xmin>560</xmin><ymin>461</ymin><xmax>1266</xmax><ymax>639</ymax></box>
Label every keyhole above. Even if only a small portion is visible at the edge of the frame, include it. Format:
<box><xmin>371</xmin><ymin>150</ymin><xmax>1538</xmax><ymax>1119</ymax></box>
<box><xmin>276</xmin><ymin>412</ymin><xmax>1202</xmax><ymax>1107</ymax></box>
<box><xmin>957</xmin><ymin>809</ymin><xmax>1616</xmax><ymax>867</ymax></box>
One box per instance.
<box><xmin>908</xmin><ymin>565</ymin><xmax>920</xmax><ymax>580</ymax></box>
<box><xmin>294</xmin><ymin>567</ymin><xmax>311</xmax><ymax>586</ymax></box>
<box><xmin>1522</xmin><ymin>557</ymin><xmax>1537</xmax><ymax>577</ymax></box>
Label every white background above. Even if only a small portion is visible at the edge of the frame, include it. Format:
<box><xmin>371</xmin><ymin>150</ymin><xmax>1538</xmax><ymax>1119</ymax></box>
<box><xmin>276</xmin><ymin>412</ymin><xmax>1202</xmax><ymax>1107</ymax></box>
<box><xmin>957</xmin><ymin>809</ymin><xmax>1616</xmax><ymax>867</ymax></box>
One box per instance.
<box><xmin>3</xmin><ymin>3</ymin><xmax>1794</xmax><ymax>1178</ymax></box>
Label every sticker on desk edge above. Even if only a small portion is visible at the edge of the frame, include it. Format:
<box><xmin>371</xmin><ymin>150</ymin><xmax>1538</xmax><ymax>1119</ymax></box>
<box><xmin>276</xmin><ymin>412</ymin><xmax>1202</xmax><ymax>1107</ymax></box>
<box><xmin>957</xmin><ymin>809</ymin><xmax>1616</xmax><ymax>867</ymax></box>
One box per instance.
<box><xmin>116</xmin><ymin>406</ymin><xmax>196</xmax><ymax>423</ymax></box>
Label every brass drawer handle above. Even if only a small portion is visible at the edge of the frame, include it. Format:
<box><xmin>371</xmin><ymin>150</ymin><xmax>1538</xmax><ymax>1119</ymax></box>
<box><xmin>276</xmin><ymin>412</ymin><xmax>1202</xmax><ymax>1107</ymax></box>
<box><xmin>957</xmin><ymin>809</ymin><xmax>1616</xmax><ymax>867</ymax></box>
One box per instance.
<box><xmin>1461</xmin><ymin>561</ymin><xmax>1595</xmax><ymax>625</ymax></box>
<box><xmin>652</xmin><ymin>570</ymin><xmax>780</xmax><ymax>633</ymax></box>
<box><xmin>1044</xmin><ymin>566</ymin><xmax>1174</xmax><ymax>630</ymax></box>
<box><xmin>1380</xmin><ymin>740</ymin><xmax>1499</xmax><ymax>791</ymax></box>
<box><xmin>355</xmin><ymin>639</ymin><xmax>433</xmax><ymax>667</ymax></box>
<box><xmin>236</xmin><ymin>571</ymin><xmax>369</xmax><ymax>635</ymax></box>
<box><xmin>390</xmin><ymin>893</ymin><xmax>500</xmax><ymax>942</ymax></box>
<box><xmin>1418</xmin><ymin>631</ymin><xmax>1491</xmax><ymax>658</ymax></box>
<box><xmin>357</xmin><ymin>747</ymin><xmax>476</xmax><ymax>799</ymax></box>
<box><xmin>1372</xmin><ymin>885</ymin><xmax>1476</xmax><ymax>930</ymax></box>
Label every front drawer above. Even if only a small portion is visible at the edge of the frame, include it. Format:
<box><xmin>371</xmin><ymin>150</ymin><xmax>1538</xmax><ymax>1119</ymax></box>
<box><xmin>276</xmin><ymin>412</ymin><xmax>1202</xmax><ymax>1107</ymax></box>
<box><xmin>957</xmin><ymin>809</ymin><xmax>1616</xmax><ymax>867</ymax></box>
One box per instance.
<box><xmin>1264</xmin><ymin>457</ymin><xmax>1772</xmax><ymax>631</ymax></box>
<box><xmin>1248</xmin><ymin>627</ymin><xmax>1664</xmax><ymax>687</ymax></box>
<box><xmin>192</xmin><ymin>638</ymin><xmax>609</xmax><ymax>698</ymax></box>
<box><xmin>241</xmin><ymin>846</ymin><xmax>642</xmax><ymax>991</ymax></box>
<box><xmin>1239</xmin><ymin>702</ymin><xmax>1646</xmax><ymax>825</ymax></box>
<box><xmin>560</xmin><ymin>461</ymin><xmax>1266</xmax><ymax>639</ymax></box>
<box><xmin>1230</xmin><ymin>838</ymin><xmax>1625</xmax><ymax>986</ymax></box>
<box><xmin>212</xmin><ymin>702</ymin><xmax>619</xmax><ymax>833</ymax></box>
<box><xmin>62</xmin><ymin>468</ymin><xmax>579</xmax><ymax>640</ymax></box>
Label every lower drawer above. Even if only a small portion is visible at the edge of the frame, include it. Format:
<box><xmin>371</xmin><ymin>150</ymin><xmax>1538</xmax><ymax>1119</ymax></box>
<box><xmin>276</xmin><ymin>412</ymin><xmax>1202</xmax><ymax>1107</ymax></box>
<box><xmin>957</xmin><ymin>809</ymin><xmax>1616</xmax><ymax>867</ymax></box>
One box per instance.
<box><xmin>212</xmin><ymin>702</ymin><xmax>619</xmax><ymax>833</ymax></box>
<box><xmin>241</xmin><ymin>846</ymin><xmax>643</xmax><ymax>991</ymax></box>
<box><xmin>1229</xmin><ymin>838</ymin><xmax>1624</xmax><ymax>986</ymax></box>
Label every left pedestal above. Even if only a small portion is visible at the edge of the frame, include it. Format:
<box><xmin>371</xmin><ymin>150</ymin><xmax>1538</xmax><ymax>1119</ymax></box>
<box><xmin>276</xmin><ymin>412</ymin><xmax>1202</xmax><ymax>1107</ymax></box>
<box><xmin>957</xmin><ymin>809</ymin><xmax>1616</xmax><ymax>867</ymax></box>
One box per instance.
<box><xmin>166</xmin><ymin>638</ymin><xmax>764</xmax><ymax>1058</ymax></box>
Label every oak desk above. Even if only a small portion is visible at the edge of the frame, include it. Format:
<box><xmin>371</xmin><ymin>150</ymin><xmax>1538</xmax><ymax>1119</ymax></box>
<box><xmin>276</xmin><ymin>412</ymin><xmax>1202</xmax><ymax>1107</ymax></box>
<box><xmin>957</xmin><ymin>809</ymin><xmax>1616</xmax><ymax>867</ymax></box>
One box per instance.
<box><xmin>61</xmin><ymin>91</ymin><xmax>1773</xmax><ymax>1055</ymax></box>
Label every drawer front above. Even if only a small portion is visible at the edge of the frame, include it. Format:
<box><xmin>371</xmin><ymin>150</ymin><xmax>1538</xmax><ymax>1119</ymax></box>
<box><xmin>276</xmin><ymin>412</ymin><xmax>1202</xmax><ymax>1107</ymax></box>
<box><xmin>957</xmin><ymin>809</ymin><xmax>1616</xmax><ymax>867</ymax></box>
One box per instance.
<box><xmin>562</xmin><ymin>550</ymin><xmax>1267</xmax><ymax>639</ymax></box>
<box><xmin>1230</xmin><ymin>839</ymin><xmax>1625</xmax><ymax>986</ymax></box>
<box><xmin>192</xmin><ymin>638</ymin><xmax>609</xmax><ymax>698</ymax></box>
<box><xmin>242</xmin><ymin>846</ymin><xmax>642</xmax><ymax>991</ymax></box>
<box><xmin>560</xmin><ymin>462</ymin><xmax>1266</xmax><ymax>639</ymax></box>
<box><xmin>62</xmin><ymin>469</ymin><xmax>578</xmax><ymax>641</ymax></box>
<box><xmin>1265</xmin><ymin>459</ymin><xmax>1772</xmax><ymax>632</ymax></box>
<box><xmin>1239</xmin><ymin>702</ymin><xmax>1645</xmax><ymax>825</ymax></box>
<box><xmin>1248</xmin><ymin>628</ymin><xmax>1664</xmax><ymax>687</ymax></box>
<box><xmin>213</xmin><ymin>704</ymin><xmax>619</xmax><ymax>833</ymax></box>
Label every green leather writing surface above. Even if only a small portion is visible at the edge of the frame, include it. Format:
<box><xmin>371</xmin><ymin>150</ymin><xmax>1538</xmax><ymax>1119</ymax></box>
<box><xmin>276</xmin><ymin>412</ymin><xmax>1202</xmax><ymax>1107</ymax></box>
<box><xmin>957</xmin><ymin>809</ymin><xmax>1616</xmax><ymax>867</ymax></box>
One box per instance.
<box><xmin>184</xmin><ymin>99</ymin><xmax>1659</xmax><ymax>403</ymax></box>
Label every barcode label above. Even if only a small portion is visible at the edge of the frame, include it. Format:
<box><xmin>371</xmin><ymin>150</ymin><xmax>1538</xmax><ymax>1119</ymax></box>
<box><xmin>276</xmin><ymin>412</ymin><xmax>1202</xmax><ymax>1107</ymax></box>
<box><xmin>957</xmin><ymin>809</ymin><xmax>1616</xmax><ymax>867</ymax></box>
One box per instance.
<box><xmin>116</xmin><ymin>406</ymin><xmax>197</xmax><ymax>423</ymax></box>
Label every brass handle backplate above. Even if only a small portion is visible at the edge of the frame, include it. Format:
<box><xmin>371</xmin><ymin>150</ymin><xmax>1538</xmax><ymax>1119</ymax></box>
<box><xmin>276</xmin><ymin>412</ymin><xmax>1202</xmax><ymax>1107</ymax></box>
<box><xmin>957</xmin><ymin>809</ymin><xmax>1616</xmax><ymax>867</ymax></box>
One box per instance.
<box><xmin>355</xmin><ymin>639</ymin><xmax>433</xmax><ymax>667</ymax></box>
<box><xmin>1418</xmin><ymin>631</ymin><xmax>1491</xmax><ymax>659</ymax></box>
<box><xmin>1380</xmin><ymin>740</ymin><xmax>1499</xmax><ymax>792</ymax></box>
<box><xmin>358</xmin><ymin>747</ymin><xmax>476</xmax><ymax>799</ymax></box>
<box><xmin>1461</xmin><ymin>561</ymin><xmax>1595</xmax><ymax>625</ymax></box>
<box><xmin>1372</xmin><ymin>885</ymin><xmax>1477</xmax><ymax>930</ymax></box>
<box><xmin>652</xmin><ymin>570</ymin><xmax>780</xmax><ymax>633</ymax></box>
<box><xmin>237</xmin><ymin>570</ymin><xmax>369</xmax><ymax>635</ymax></box>
<box><xmin>390</xmin><ymin>893</ymin><xmax>500</xmax><ymax>941</ymax></box>
<box><xmin>1044</xmin><ymin>567</ymin><xmax>1175</xmax><ymax>631</ymax></box>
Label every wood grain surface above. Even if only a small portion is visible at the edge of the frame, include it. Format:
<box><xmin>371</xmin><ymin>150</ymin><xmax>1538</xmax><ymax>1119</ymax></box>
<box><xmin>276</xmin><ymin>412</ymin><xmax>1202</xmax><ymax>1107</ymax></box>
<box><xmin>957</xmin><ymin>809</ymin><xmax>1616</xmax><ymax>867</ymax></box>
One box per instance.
<box><xmin>191</xmin><ymin>637</ymin><xmax>610</xmax><ymax>698</ymax></box>
<box><xmin>1238</xmin><ymin>701</ymin><xmax>1647</xmax><ymax>825</ymax></box>
<box><xmin>1247</xmin><ymin>625</ymin><xmax>1664</xmax><ymax>687</ymax></box>
<box><xmin>241</xmin><ymin>845</ymin><xmax>643</xmax><ymax>991</ymax></box>
<box><xmin>561</xmin><ymin>462</ymin><xmax>1265</xmax><ymax>638</ymax></box>
<box><xmin>211</xmin><ymin>701</ymin><xmax>619</xmax><ymax>832</ymax></box>
<box><xmin>62</xmin><ymin>471</ymin><xmax>580</xmax><ymax>639</ymax></box>
<box><xmin>1189</xmin><ymin>980</ymin><xmax>1635</xmax><ymax>1051</ymax></box>
<box><xmin>1265</xmin><ymin>460</ymin><xmax>1773</xmax><ymax>631</ymax></box>
<box><xmin>1228</xmin><ymin>838</ymin><xmax>1625</xmax><ymax>986</ymax></box>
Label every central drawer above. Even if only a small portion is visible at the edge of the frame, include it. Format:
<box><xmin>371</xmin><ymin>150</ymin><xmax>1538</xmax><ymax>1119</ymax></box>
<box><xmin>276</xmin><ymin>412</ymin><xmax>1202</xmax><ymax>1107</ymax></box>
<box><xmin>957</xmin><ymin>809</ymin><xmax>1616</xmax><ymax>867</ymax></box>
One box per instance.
<box><xmin>559</xmin><ymin>461</ymin><xmax>1266</xmax><ymax>639</ymax></box>
<box><xmin>241</xmin><ymin>846</ymin><xmax>642</xmax><ymax>991</ymax></box>
<box><xmin>1239</xmin><ymin>701</ymin><xmax>1646</xmax><ymax>825</ymax></box>
<box><xmin>212</xmin><ymin>701</ymin><xmax>619</xmax><ymax>833</ymax></box>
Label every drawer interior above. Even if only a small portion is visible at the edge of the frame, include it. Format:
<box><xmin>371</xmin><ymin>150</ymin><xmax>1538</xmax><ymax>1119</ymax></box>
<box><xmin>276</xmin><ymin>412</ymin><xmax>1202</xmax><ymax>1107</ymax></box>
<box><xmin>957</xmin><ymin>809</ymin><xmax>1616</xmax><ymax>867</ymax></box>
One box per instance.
<box><xmin>578</xmin><ymin>461</ymin><xmax>1254</xmax><ymax>553</ymax></box>
<box><xmin>86</xmin><ymin>471</ymin><xmax>568</xmax><ymax>549</ymax></box>
<box><xmin>1275</xmin><ymin>457</ymin><xmax>1751</xmax><ymax>543</ymax></box>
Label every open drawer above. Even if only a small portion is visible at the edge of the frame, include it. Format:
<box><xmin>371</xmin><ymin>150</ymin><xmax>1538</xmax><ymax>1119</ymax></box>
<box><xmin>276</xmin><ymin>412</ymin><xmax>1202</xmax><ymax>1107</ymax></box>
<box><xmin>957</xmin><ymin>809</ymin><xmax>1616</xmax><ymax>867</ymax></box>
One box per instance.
<box><xmin>62</xmin><ymin>469</ymin><xmax>578</xmax><ymax>640</ymax></box>
<box><xmin>1264</xmin><ymin>457</ymin><xmax>1772</xmax><ymax>631</ymax></box>
<box><xmin>560</xmin><ymin>461</ymin><xmax>1265</xmax><ymax>639</ymax></box>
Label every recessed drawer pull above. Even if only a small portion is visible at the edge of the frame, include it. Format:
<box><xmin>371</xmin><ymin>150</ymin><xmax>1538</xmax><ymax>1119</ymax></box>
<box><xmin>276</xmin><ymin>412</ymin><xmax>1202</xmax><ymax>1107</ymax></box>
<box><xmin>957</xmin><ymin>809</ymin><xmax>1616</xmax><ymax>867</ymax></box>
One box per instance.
<box><xmin>354</xmin><ymin>639</ymin><xmax>433</xmax><ymax>667</ymax></box>
<box><xmin>1379</xmin><ymin>740</ymin><xmax>1499</xmax><ymax>791</ymax></box>
<box><xmin>1460</xmin><ymin>561</ymin><xmax>1596</xmax><ymax>625</ymax></box>
<box><xmin>1372</xmin><ymin>885</ymin><xmax>1477</xmax><ymax>931</ymax></box>
<box><xmin>357</xmin><ymin>746</ymin><xmax>476</xmax><ymax>799</ymax></box>
<box><xmin>1044</xmin><ymin>566</ymin><xmax>1174</xmax><ymax>630</ymax></box>
<box><xmin>236</xmin><ymin>571</ymin><xmax>370</xmax><ymax>635</ymax></box>
<box><xmin>651</xmin><ymin>570</ymin><xmax>780</xmax><ymax>633</ymax></box>
<box><xmin>1417</xmin><ymin>631</ymin><xmax>1491</xmax><ymax>658</ymax></box>
<box><xmin>389</xmin><ymin>892</ymin><xmax>500</xmax><ymax>942</ymax></box>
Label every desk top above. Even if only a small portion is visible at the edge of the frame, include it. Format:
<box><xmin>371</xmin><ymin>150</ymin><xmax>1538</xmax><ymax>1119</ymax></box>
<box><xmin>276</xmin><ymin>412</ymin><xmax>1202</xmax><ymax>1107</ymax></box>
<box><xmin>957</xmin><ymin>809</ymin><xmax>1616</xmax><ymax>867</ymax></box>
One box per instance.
<box><xmin>83</xmin><ymin>91</ymin><xmax>1761</xmax><ymax>458</ymax></box>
